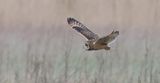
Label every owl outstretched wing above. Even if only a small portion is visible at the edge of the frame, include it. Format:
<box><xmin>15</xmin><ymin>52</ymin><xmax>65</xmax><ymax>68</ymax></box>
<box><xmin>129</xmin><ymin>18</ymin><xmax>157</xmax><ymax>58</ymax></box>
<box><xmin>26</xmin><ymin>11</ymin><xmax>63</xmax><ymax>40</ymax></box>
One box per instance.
<box><xmin>67</xmin><ymin>17</ymin><xmax>99</xmax><ymax>40</ymax></box>
<box><xmin>95</xmin><ymin>30</ymin><xmax>119</xmax><ymax>45</ymax></box>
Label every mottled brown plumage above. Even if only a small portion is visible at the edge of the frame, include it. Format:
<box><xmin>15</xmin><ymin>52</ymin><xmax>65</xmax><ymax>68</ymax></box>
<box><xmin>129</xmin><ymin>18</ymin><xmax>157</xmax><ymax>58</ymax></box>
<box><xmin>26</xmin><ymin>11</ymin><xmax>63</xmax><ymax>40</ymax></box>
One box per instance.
<box><xmin>67</xmin><ymin>17</ymin><xmax>119</xmax><ymax>51</ymax></box>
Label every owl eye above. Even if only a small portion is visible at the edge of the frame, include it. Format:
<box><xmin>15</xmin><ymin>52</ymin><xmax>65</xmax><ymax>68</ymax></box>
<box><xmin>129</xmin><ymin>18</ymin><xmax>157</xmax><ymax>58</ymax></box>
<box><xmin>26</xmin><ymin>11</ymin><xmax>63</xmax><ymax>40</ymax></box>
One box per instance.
<box><xmin>85</xmin><ymin>43</ymin><xmax>90</xmax><ymax>49</ymax></box>
<box><xmin>85</xmin><ymin>43</ymin><xmax>88</xmax><ymax>46</ymax></box>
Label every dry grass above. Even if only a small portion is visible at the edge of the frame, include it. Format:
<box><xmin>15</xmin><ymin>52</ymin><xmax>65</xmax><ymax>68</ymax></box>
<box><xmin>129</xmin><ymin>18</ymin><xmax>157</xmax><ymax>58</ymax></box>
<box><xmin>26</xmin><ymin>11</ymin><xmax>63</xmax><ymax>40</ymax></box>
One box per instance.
<box><xmin>0</xmin><ymin>0</ymin><xmax>160</xmax><ymax>83</ymax></box>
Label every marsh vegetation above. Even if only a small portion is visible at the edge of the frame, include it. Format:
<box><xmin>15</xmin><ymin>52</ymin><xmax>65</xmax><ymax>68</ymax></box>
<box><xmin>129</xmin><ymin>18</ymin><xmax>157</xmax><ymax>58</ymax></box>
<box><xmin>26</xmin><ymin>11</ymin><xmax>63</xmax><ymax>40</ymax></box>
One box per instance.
<box><xmin>0</xmin><ymin>0</ymin><xmax>160</xmax><ymax>83</ymax></box>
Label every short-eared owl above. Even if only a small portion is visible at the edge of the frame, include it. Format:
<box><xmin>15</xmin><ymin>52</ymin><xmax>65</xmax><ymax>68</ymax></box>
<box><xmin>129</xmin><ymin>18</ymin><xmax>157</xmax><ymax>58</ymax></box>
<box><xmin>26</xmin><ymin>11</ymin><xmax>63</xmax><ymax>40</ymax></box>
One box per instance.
<box><xmin>67</xmin><ymin>17</ymin><xmax>119</xmax><ymax>51</ymax></box>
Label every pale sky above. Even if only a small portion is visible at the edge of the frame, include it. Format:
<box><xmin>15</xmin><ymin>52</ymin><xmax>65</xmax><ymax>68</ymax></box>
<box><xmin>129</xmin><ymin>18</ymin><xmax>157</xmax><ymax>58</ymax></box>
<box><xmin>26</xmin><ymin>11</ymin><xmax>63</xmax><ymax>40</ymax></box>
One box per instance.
<box><xmin>0</xmin><ymin>0</ymin><xmax>159</xmax><ymax>28</ymax></box>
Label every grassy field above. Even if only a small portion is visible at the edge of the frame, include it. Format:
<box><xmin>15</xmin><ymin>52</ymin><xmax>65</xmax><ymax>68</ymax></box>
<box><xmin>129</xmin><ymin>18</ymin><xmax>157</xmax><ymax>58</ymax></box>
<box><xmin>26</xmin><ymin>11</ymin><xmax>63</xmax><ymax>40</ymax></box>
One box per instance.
<box><xmin>0</xmin><ymin>0</ymin><xmax>160</xmax><ymax>83</ymax></box>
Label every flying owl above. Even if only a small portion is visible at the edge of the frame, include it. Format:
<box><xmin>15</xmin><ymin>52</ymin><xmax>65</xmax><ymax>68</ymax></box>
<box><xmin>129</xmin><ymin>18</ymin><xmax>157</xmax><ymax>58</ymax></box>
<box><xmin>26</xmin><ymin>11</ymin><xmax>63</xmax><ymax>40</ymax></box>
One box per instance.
<box><xmin>67</xmin><ymin>17</ymin><xmax>119</xmax><ymax>51</ymax></box>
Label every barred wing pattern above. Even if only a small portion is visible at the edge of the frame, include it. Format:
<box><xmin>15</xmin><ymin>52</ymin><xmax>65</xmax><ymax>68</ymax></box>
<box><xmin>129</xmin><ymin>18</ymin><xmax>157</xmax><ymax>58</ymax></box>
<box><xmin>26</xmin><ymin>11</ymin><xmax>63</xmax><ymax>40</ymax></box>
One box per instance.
<box><xmin>67</xmin><ymin>17</ymin><xmax>99</xmax><ymax>40</ymax></box>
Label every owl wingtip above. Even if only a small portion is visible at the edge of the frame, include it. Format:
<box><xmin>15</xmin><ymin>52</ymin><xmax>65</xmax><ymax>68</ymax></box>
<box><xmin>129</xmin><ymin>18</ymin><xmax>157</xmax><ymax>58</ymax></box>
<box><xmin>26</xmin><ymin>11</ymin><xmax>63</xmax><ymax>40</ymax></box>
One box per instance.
<box><xmin>67</xmin><ymin>17</ymin><xmax>75</xmax><ymax>24</ymax></box>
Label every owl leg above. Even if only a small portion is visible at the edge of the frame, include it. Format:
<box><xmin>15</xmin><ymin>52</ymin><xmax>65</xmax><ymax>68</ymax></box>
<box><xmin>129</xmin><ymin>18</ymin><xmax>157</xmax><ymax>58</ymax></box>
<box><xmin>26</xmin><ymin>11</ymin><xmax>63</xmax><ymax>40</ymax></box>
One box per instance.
<box><xmin>105</xmin><ymin>46</ymin><xmax>110</xmax><ymax>50</ymax></box>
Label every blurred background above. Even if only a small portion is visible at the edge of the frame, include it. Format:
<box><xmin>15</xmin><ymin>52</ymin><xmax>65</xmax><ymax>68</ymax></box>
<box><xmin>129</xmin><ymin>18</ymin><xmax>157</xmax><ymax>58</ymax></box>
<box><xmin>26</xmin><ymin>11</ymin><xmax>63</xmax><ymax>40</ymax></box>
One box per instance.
<box><xmin>0</xmin><ymin>0</ymin><xmax>160</xmax><ymax>83</ymax></box>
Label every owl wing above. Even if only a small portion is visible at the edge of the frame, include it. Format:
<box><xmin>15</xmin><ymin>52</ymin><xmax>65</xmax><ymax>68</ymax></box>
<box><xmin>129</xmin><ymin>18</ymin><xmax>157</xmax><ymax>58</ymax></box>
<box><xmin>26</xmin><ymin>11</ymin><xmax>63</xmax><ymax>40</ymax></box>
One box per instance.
<box><xmin>96</xmin><ymin>30</ymin><xmax>119</xmax><ymax>45</ymax></box>
<box><xmin>67</xmin><ymin>17</ymin><xmax>99</xmax><ymax>40</ymax></box>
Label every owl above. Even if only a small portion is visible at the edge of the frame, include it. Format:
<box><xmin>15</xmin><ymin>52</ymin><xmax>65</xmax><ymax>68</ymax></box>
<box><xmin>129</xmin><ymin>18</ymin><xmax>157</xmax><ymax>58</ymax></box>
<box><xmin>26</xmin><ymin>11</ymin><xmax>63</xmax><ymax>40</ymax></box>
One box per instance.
<box><xmin>67</xmin><ymin>17</ymin><xmax>119</xmax><ymax>51</ymax></box>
